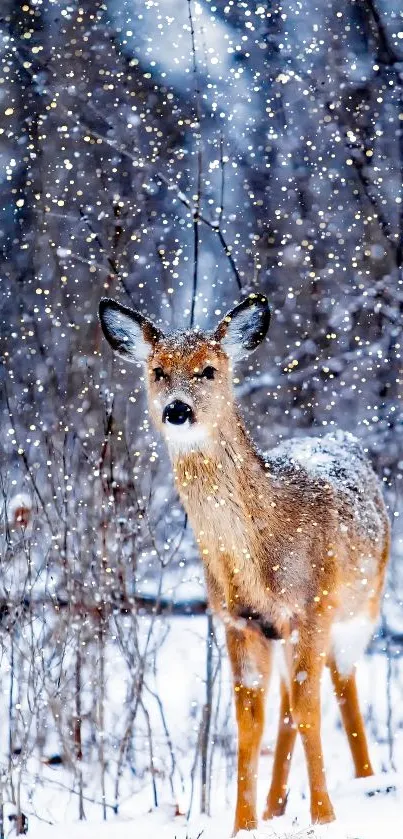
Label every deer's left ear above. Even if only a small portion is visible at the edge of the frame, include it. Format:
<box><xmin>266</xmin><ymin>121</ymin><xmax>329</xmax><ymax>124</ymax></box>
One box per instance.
<box><xmin>99</xmin><ymin>298</ymin><xmax>163</xmax><ymax>363</ymax></box>
<box><xmin>214</xmin><ymin>294</ymin><xmax>271</xmax><ymax>361</ymax></box>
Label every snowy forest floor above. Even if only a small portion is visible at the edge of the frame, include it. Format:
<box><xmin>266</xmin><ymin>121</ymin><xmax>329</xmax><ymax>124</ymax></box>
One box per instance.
<box><xmin>3</xmin><ymin>612</ymin><xmax>399</xmax><ymax>839</ymax></box>
<box><xmin>26</xmin><ymin>774</ymin><xmax>403</xmax><ymax>839</ymax></box>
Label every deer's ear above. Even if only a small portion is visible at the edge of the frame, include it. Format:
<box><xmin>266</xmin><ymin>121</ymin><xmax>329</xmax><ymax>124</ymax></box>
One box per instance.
<box><xmin>99</xmin><ymin>298</ymin><xmax>163</xmax><ymax>363</ymax></box>
<box><xmin>214</xmin><ymin>294</ymin><xmax>270</xmax><ymax>362</ymax></box>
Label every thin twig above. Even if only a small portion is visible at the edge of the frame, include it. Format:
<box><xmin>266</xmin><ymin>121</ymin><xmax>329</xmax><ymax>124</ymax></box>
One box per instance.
<box><xmin>156</xmin><ymin>171</ymin><xmax>242</xmax><ymax>290</ymax></box>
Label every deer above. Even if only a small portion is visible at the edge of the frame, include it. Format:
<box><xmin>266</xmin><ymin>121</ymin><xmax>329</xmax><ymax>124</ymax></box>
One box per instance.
<box><xmin>99</xmin><ymin>292</ymin><xmax>390</xmax><ymax>836</ymax></box>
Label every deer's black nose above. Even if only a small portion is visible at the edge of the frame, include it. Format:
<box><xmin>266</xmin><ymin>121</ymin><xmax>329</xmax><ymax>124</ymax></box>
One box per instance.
<box><xmin>162</xmin><ymin>400</ymin><xmax>194</xmax><ymax>426</ymax></box>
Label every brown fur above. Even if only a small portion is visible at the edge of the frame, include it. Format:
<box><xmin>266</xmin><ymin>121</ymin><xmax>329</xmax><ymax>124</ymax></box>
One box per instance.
<box><xmin>100</xmin><ymin>301</ymin><xmax>390</xmax><ymax>835</ymax></box>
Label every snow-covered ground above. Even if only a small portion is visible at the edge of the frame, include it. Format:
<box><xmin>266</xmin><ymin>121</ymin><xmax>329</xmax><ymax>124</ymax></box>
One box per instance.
<box><xmin>3</xmin><ymin>614</ymin><xmax>400</xmax><ymax>839</ymax></box>
<box><xmin>26</xmin><ymin>775</ymin><xmax>403</xmax><ymax>839</ymax></box>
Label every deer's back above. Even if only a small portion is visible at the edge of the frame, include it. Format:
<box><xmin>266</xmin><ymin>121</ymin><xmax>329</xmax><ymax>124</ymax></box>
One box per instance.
<box><xmin>263</xmin><ymin>430</ymin><xmax>389</xmax><ymax>619</ymax></box>
<box><xmin>266</xmin><ymin>430</ymin><xmax>386</xmax><ymax>539</ymax></box>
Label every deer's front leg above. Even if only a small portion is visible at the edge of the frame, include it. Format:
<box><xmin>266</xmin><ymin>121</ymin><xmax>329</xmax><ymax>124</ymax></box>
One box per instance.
<box><xmin>289</xmin><ymin>621</ymin><xmax>335</xmax><ymax>824</ymax></box>
<box><xmin>226</xmin><ymin>624</ymin><xmax>272</xmax><ymax>835</ymax></box>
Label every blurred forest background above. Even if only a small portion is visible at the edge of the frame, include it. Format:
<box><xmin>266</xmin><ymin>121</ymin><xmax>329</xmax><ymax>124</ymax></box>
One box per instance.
<box><xmin>0</xmin><ymin>0</ymin><xmax>402</xmax><ymax>833</ymax></box>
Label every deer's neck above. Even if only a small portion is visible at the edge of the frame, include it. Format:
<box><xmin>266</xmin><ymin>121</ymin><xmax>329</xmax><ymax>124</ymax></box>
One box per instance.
<box><xmin>170</xmin><ymin>410</ymin><xmax>298</xmax><ymax>623</ymax></box>
<box><xmin>170</xmin><ymin>410</ymin><xmax>288</xmax><ymax>618</ymax></box>
<box><xmin>172</xmin><ymin>410</ymin><xmax>261</xmax><ymax>491</ymax></box>
<box><xmin>171</xmin><ymin>410</ymin><xmax>272</xmax><ymax>553</ymax></box>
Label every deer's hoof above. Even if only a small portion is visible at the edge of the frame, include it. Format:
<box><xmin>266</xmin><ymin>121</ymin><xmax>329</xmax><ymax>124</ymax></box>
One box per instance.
<box><xmin>262</xmin><ymin>790</ymin><xmax>288</xmax><ymax>820</ymax></box>
<box><xmin>311</xmin><ymin>799</ymin><xmax>336</xmax><ymax>824</ymax></box>
<box><xmin>232</xmin><ymin>814</ymin><xmax>258</xmax><ymax>835</ymax></box>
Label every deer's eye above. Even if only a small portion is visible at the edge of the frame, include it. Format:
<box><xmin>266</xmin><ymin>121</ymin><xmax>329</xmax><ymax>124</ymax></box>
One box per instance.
<box><xmin>153</xmin><ymin>367</ymin><xmax>166</xmax><ymax>382</ymax></box>
<box><xmin>199</xmin><ymin>366</ymin><xmax>216</xmax><ymax>380</ymax></box>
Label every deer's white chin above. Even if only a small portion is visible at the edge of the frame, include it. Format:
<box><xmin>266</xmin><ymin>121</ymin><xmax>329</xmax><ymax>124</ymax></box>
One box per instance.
<box><xmin>164</xmin><ymin>421</ymin><xmax>210</xmax><ymax>454</ymax></box>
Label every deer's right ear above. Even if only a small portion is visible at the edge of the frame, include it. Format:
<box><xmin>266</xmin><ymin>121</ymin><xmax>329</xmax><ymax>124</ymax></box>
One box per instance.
<box><xmin>99</xmin><ymin>298</ymin><xmax>162</xmax><ymax>363</ymax></box>
<box><xmin>214</xmin><ymin>293</ymin><xmax>270</xmax><ymax>362</ymax></box>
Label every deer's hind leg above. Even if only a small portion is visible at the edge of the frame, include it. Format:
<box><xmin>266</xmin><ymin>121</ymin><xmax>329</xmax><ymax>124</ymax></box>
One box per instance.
<box><xmin>263</xmin><ymin>678</ymin><xmax>297</xmax><ymax>820</ymax></box>
<box><xmin>226</xmin><ymin>624</ymin><xmax>273</xmax><ymax>835</ymax></box>
<box><xmin>329</xmin><ymin>657</ymin><xmax>374</xmax><ymax>778</ymax></box>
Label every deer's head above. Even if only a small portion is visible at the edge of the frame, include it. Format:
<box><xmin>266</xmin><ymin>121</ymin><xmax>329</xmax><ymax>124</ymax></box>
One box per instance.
<box><xmin>99</xmin><ymin>294</ymin><xmax>270</xmax><ymax>455</ymax></box>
